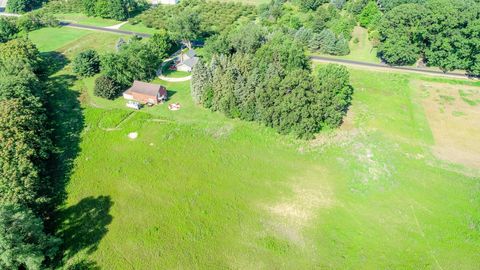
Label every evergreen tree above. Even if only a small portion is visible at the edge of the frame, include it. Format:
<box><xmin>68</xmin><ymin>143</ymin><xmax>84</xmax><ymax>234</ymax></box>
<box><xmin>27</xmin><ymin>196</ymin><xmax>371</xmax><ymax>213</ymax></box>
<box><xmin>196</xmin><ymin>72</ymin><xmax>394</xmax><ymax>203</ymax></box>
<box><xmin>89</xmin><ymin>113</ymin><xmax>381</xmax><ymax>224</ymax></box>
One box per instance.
<box><xmin>72</xmin><ymin>49</ymin><xmax>100</xmax><ymax>77</ymax></box>
<box><xmin>191</xmin><ymin>60</ymin><xmax>210</xmax><ymax>104</ymax></box>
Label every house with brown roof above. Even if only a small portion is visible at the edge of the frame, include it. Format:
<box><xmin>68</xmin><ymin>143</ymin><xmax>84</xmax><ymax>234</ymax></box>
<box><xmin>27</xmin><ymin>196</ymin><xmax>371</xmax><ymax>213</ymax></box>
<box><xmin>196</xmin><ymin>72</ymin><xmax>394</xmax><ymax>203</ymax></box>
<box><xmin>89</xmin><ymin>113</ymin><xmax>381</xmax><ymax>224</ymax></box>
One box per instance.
<box><xmin>123</xmin><ymin>81</ymin><xmax>167</xmax><ymax>105</ymax></box>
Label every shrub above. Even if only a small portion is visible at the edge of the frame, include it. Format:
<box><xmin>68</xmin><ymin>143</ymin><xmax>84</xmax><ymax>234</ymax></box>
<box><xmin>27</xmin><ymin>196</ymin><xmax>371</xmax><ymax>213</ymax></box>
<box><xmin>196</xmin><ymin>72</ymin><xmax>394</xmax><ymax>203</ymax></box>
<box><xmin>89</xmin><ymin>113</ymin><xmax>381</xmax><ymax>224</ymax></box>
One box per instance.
<box><xmin>94</xmin><ymin>75</ymin><xmax>122</xmax><ymax>100</ymax></box>
<box><xmin>72</xmin><ymin>49</ymin><xmax>100</xmax><ymax>77</ymax></box>
<box><xmin>0</xmin><ymin>17</ymin><xmax>19</xmax><ymax>43</ymax></box>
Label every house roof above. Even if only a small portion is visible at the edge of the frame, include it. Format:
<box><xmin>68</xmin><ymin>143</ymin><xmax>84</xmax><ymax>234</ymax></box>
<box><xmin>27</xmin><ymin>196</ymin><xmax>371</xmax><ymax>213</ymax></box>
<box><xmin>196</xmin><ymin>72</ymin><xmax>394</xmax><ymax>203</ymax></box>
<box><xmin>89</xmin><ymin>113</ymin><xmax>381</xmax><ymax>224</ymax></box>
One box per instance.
<box><xmin>180</xmin><ymin>57</ymin><xmax>199</xmax><ymax>68</ymax></box>
<box><xmin>124</xmin><ymin>80</ymin><xmax>166</xmax><ymax>97</ymax></box>
<box><xmin>185</xmin><ymin>49</ymin><xmax>196</xmax><ymax>58</ymax></box>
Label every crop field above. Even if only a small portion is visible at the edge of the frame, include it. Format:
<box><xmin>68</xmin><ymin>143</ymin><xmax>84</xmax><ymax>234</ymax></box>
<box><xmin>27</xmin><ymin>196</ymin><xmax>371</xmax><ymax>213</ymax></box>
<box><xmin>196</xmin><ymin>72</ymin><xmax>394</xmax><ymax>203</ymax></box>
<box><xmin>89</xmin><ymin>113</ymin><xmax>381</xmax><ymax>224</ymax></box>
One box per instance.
<box><xmin>29</xmin><ymin>27</ymin><xmax>480</xmax><ymax>269</ymax></box>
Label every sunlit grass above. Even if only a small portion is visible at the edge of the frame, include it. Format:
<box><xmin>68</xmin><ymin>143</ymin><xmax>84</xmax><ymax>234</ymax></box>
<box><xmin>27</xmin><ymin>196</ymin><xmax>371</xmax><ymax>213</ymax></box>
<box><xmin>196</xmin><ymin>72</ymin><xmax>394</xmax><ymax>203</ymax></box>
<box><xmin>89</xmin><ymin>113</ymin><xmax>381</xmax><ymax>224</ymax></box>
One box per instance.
<box><xmin>30</xmin><ymin>26</ymin><xmax>480</xmax><ymax>269</ymax></box>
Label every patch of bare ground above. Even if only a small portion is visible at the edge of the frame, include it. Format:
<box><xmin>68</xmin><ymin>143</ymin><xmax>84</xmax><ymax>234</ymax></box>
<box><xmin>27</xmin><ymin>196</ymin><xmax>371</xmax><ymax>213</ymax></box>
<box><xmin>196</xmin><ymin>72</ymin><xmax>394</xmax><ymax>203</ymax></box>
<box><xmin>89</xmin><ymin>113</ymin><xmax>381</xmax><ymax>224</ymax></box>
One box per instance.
<box><xmin>413</xmin><ymin>80</ymin><xmax>480</xmax><ymax>169</ymax></box>
<box><xmin>264</xmin><ymin>168</ymin><xmax>334</xmax><ymax>245</ymax></box>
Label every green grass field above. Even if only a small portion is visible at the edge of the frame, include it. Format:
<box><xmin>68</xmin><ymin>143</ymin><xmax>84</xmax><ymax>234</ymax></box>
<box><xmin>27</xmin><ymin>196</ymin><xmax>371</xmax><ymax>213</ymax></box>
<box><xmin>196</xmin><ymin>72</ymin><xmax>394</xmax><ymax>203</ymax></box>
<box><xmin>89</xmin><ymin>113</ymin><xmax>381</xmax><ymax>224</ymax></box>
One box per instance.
<box><xmin>29</xmin><ymin>27</ymin><xmax>480</xmax><ymax>269</ymax></box>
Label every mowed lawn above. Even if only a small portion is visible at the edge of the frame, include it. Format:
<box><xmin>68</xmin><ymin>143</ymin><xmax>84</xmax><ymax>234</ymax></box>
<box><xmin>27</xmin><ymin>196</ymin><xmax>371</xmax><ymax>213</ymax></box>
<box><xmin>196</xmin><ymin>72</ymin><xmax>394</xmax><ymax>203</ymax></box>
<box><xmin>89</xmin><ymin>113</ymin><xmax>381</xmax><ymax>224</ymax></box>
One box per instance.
<box><xmin>30</xmin><ymin>27</ymin><xmax>480</xmax><ymax>269</ymax></box>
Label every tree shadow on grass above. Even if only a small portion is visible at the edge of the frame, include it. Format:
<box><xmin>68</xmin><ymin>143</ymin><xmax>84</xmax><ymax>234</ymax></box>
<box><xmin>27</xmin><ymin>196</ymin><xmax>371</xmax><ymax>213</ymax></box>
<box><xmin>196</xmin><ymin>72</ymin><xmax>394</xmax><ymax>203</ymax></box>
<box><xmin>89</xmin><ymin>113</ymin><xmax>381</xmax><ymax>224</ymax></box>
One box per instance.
<box><xmin>38</xmin><ymin>51</ymin><xmax>108</xmax><ymax>268</ymax></box>
<box><xmin>40</xmin><ymin>51</ymin><xmax>70</xmax><ymax>79</ymax></box>
<box><xmin>167</xmin><ymin>89</ymin><xmax>177</xmax><ymax>100</ymax></box>
<box><xmin>57</xmin><ymin>196</ymin><xmax>113</xmax><ymax>263</ymax></box>
<box><xmin>44</xmin><ymin>73</ymin><xmax>85</xmax><ymax>219</ymax></box>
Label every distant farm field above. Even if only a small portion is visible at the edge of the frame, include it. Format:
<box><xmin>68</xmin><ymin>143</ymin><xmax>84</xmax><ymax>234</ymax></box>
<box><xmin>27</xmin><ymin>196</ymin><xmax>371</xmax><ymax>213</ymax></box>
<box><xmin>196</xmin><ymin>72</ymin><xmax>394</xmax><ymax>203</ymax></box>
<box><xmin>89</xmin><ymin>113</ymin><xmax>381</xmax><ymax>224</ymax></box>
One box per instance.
<box><xmin>30</xmin><ymin>27</ymin><xmax>480</xmax><ymax>269</ymax></box>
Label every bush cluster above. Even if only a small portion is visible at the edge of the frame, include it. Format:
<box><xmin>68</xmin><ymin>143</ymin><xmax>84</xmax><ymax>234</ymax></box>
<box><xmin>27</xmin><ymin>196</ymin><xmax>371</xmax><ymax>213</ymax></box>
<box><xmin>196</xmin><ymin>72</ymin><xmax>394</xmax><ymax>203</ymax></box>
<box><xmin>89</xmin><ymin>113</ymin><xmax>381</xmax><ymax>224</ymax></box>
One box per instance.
<box><xmin>72</xmin><ymin>49</ymin><xmax>100</xmax><ymax>77</ymax></box>
<box><xmin>193</xmin><ymin>24</ymin><xmax>353</xmax><ymax>139</ymax></box>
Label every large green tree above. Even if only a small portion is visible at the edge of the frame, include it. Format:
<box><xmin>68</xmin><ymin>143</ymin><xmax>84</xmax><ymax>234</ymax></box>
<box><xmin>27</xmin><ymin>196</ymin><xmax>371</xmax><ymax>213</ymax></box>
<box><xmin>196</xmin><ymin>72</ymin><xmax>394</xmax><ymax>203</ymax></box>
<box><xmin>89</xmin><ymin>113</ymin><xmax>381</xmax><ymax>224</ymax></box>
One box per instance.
<box><xmin>377</xmin><ymin>3</ymin><xmax>427</xmax><ymax>65</ymax></box>
<box><xmin>0</xmin><ymin>98</ymin><xmax>51</xmax><ymax>207</ymax></box>
<box><xmin>0</xmin><ymin>203</ymin><xmax>60</xmax><ymax>270</ymax></box>
<box><xmin>72</xmin><ymin>49</ymin><xmax>100</xmax><ymax>77</ymax></box>
<box><xmin>167</xmin><ymin>7</ymin><xmax>200</xmax><ymax>49</ymax></box>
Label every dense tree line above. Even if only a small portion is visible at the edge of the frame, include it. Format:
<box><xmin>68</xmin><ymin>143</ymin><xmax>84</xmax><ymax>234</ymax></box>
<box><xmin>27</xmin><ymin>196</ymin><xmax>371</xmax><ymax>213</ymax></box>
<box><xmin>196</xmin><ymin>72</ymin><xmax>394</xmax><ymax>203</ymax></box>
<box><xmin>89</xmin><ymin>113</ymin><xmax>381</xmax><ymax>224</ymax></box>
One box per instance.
<box><xmin>82</xmin><ymin>0</ymin><xmax>147</xmax><ymax>20</ymax></box>
<box><xmin>0</xmin><ymin>38</ymin><xmax>60</xmax><ymax>269</ymax></box>
<box><xmin>133</xmin><ymin>0</ymin><xmax>256</xmax><ymax>46</ymax></box>
<box><xmin>43</xmin><ymin>0</ymin><xmax>147</xmax><ymax>20</ymax></box>
<box><xmin>193</xmin><ymin>24</ymin><xmax>353</xmax><ymax>139</ymax></box>
<box><xmin>377</xmin><ymin>0</ymin><xmax>480</xmax><ymax>75</ymax></box>
<box><xmin>6</xmin><ymin>0</ymin><xmax>45</xmax><ymax>13</ymax></box>
<box><xmin>259</xmin><ymin>0</ymin><xmax>355</xmax><ymax>55</ymax></box>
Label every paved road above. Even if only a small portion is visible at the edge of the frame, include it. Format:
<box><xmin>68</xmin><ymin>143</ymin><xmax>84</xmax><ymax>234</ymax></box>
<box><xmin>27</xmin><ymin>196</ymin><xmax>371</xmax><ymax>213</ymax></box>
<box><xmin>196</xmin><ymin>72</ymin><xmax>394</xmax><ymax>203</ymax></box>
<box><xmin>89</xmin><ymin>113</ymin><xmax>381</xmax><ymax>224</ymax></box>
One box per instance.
<box><xmin>310</xmin><ymin>56</ymin><xmax>472</xmax><ymax>79</ymax></box>
<box><xmin>58</xmin><ymin>22</ymin><xmax>152</xmax><ymax>38</ymax></box>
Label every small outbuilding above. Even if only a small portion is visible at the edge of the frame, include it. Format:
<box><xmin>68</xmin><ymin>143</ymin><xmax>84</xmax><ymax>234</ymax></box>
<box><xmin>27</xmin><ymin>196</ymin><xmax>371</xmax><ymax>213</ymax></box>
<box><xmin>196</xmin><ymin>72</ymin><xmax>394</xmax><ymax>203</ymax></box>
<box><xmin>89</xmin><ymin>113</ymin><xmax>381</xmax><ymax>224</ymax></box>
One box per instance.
<box><xmin>176</xmin><ymin>49</ymin><xmax>199</xmax><ymax>72</ymax></box>
<box><xmin>123</xmin><ymin>80</ymin><xmax>167</xmax><ymax>105</ymax></box>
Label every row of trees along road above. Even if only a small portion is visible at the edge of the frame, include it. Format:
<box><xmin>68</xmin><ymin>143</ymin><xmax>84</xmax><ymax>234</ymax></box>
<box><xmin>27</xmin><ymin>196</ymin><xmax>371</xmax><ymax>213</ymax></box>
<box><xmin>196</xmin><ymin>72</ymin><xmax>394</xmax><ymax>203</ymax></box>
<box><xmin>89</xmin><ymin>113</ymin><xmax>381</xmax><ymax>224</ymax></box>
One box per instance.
<box><xmin>193</xmin><ymin>23</ymin><xmax>353</xmax><ymax>139</ymax></box>
<box><xmin>0</xmin><ymin>38</ymin><xmax>61</xmax><ymax>269</ymax></box>
<box><xmin>376</xmin><ymin>0</ymin><xmax>480</xmax><ymax>75</ymax></box>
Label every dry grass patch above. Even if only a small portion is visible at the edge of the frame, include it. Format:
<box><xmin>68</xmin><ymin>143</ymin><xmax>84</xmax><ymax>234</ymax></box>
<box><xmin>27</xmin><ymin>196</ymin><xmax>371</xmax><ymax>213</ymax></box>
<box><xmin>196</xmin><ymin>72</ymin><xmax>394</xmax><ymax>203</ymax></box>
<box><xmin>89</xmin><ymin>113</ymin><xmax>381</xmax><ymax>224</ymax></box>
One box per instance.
<box><xmin>264</xmin><ymin>168</ymin><xmax>334</xmax><ymax>245</ymax></box>
<box><xmin>413</xmin><ymin>80</ymin><xmax>480</xmax><ymax>168</ymax></box>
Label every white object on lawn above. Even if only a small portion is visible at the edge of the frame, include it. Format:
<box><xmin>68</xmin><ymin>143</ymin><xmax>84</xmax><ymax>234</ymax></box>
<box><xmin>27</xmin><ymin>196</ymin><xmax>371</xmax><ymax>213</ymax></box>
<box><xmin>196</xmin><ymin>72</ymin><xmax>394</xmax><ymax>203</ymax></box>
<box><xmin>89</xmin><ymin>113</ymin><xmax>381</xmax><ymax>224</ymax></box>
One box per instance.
<box><xmin>126</xmin><ymin>101</ymin><xmax>141</xmax><ymax>110</ymax></box>
<box><xmin>168</xmin><ymin>103</ymin><xmax>181</xmax><ymax>111</ymax></box>
<box><xmin>128</xmin><ymin>132</ymin><xmax>138</xmax><ymax>139</ymax></box>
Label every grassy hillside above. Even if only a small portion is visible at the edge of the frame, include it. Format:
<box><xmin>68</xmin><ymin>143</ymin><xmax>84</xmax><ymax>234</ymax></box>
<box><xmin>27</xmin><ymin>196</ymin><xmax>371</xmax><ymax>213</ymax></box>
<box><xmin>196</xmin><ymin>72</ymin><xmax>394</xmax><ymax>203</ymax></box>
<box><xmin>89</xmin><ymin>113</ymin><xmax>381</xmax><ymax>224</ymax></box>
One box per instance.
<box><xmin>30</xmin><ymin>27</ymin><xmax>480</xmax><ymax>269</ymax></box>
